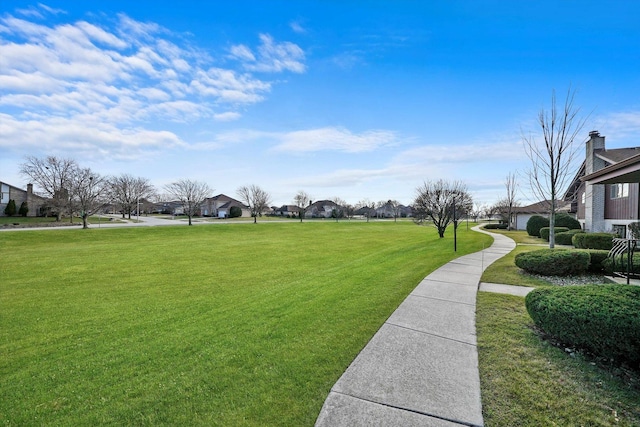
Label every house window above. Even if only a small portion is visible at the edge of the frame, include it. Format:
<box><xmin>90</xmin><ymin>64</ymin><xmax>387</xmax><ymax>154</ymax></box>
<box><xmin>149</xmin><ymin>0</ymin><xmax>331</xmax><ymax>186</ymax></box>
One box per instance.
<box><xmin>581</xmin><ymin>192</ymin><xmax>585</xmax><ymax>204</ymax></box>
<box><xmin>612</xmin><ymin>224</ymin><xmax>627</xmax><ymax>238</ymax></box>
<box><xmin>610</xmin><ymin>183</ymin><xmax>629</xmax><ymax>199</ymax></box>
<box><xmin>0</xmin><ymin>184</ymin><xmax>9</xmax><ymax>204</ymax></box>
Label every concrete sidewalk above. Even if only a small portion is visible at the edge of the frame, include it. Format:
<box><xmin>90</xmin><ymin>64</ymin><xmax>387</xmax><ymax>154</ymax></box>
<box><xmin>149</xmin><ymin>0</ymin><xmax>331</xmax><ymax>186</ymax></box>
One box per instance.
<box><xmin>315</xmin><ymin>227</ymin><xmax>516</xmax><ymax>427</ymax></box>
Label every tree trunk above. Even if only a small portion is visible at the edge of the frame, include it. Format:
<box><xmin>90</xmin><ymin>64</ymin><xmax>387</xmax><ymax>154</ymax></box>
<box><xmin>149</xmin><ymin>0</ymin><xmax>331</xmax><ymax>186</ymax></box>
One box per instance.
<box><xmin>82</xmin><ymin>214</ymin><xmax>89</xmax><ymax>229</ymax></box>
<box><xmin>188</xmin><ymin>215</ymin><xmax>192</xmax><ymax>226</ymax></box>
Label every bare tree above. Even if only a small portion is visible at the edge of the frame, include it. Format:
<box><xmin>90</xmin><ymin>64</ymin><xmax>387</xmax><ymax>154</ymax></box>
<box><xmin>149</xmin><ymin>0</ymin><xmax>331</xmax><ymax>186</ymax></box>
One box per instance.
<box><xmin>70</xmin><ymin>168</ymin><xmax>108</xmax><ymax>229</ymax></box>
<box><xmin>108</xmin><ymin>174</ymin><xmax>156</xmax><ymax>219</ymax></box>
<box><xmin>332</xmin><ymin>197</ymin><xmax>347</xmax><ymax>222</ymax></box>
<box><xmin>165</xmin><ymin>179</ymin><xmax>213</xmax><ymax>225</ymax></box>
<box><xmin>413</xmin><ymin>179</ymin><xmax>473</xmax><ymax>238</ymax></box>
<box><xmin>504</xmin><ymin>172</ymin><xmax>519</xmax><ymax>230</ymax></box>
<box><xmin>471</xmin><ymin>202</ymin><xmax>487</xmax><ymax>222</ymax></box>
<box><xmin>293</xmin><ymin>190</ymin><xmax>310</xmax><ymax>223</ymax></box>
<box><xmin>522</xmin><ymin>88</ymin><xmax>588</xmax><ymax>248</ymax></box>
<box><xmin>237</xmin><ymin>185</ymin><xmax>271</xmax><ymax>223</ymax></box>
<box><xmin>19</xmin><ymin>156</ymin><xmax>78</xmax><ymax>221</ymax></box>
<box><xmin>387</xmin><ymin>199</ymin><xmax>402</xmax><ymax>222</ymax></box>
<box><xmin>355</xmin><ymin>199</ymin><xmax>374</xmax><ymax>222</ymax></box>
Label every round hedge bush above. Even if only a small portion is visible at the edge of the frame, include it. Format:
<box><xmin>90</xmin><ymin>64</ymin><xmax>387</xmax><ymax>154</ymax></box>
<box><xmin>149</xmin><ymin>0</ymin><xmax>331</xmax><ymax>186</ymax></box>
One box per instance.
<box><xmin>572</xmin><ymin>232</ymin><xmax>615</xmax><ymax>250</ymax></box>
<box><xmin>554</xmin><ymin>213</ymin><xmax>581</xmax><ymax>230</ymax></box>
<box><xmin>556</xmin><ymin>229</ymin><xmax>585</xmax><ymax>246</ymax></box>
<box><xmin>525</xmin><ymin>285</ymin><xmax>640</xmax><ymax>367</ymax></box>
<box><xmin>526</xmin><ymin>215</ymin><xmax>549</xmax><ymax>237</ymax></box>
<box><xmin>539</xmin><ymin>226</ymin><xmax>569</xmax><ymax>242</ymax></box>
<box><xmin>515</xmin><ymin>249</ymin><xmax>590</xmax><ymax>276</ymax></box>
<box><xmin>229</xmin><ymin>206</ymin><xmax>243</xmax><ymax>218</ymax></box>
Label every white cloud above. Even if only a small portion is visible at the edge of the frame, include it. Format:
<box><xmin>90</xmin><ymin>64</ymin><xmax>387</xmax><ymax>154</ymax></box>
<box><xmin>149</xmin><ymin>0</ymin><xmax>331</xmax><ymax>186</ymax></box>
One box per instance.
<box><xmin>595</xmin><ymin>111</ymin><xmax>640</xmax><ymax>141</ymax></box>
<box><xmin>272</xmin><ymin>127</ymin><xmax>399</xmax><ymax>153</ymax></box>
<box><xmin>0</xmin><ymin>113</ymin><xmax>185</xmax><ymax>160</ymax></box>
<box><xmin>229</xmin><ymin>44</ymin><xmax>255</xmax><ymax>62</ymax></box>
<box><xmin>214</xmin><ymin>111</ymin><xmax>242</xmax><ymax>122</ymax></box>
<box><xmin>0</xmin><ymin>10</ymin><xmax>304</xmax><ymax>162</ymax></box>
<box><xmin>230</xmin><ymin>33</ymin><xmax>306</xmax><ymax>73</ymax></box>
<box><xmin>289</xmin><ymin>21</ymin><xmax>306</xmax><ymax>34</ymax></box>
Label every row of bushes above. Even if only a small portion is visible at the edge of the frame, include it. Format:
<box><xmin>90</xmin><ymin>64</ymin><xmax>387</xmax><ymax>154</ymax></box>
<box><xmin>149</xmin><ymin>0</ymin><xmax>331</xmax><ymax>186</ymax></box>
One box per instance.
<box><xmin>483</xmin><ymin>223</ymin><xmax>508</xmax><ymax>229</ymax></box>
<box><xmin>526</xmin><ymin>214</ymin><xmax>616</xmax><ymax>249</ymax></box>
<box><xmin>526</xmin><ymin>285</ymin><xmax>640</xmax><ymax>368</ymax></box>
<box><xmin>515</xmin><ymin>248</ymin><xmax>611</xmax><ymax>276</ymax></box>
<box><xmin>526</xmin><ymin>213</ymin><xmax>581</xmax><ymax>237</ymax></box>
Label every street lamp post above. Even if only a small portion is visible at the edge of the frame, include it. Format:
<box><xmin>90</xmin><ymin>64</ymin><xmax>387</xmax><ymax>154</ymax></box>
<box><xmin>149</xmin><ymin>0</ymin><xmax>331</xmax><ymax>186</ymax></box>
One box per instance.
<box><xmin>453</xmin><ymin>197</ymin><xmax>457</xmax><ymax>252</ymax></box>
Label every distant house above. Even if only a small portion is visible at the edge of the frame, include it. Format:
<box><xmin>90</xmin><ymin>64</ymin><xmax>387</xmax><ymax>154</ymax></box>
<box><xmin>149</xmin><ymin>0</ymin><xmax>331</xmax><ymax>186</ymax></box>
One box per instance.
<box><xmin>151</xmin><ymin>200</ymin><xmax>185</xmax><ymax>215</ymax></box>
<box><xmin>375</xmin><ymin>202</ymin><xmax>412</xmax><ymax>219</ymax></box>
<box><xmin>201</xmin><ymin>194</ymin><xmax>250</xmax><ymax>218</ymax></box>
<box><xmin>354</xmin><ymin>206</ymin><xmax>376</xmax><ymax>218</ymax></box>
<box><xmin>305</xmin><ymin>200</ymin><xmax>341</xmax><ymax>218</ymax></box>
<box><xmin>0</xmin><ymin>182</ymin><xmax>46</xmax><ymax>217</ymax></box>
<box><xmin>273</xmin><ymin>205</ymin><xmax>300</xmax><ymax>217</ymax></box>
<box><xmin>511</xmin><ymin>200</ymin><xmax>572</xmax><ymax>231</ymax></box>
<box><xmin>567</xmin><ymin>130</ymin><xmax>640</xmax><ymax>237</ymax></box>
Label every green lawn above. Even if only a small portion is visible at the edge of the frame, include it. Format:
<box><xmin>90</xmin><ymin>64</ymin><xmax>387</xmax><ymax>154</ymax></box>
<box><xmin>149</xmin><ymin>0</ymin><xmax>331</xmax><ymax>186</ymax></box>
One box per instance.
<box><xmin>478</xmin><ymin>229</ymin><xmax>640</xmax><ymax>426</ymax></box>
<box><xmin>477</xmin><ymin>292</ymin><xmax>640</xmax><ymax>426</ymax></box>
<box><xmin>0</xmin><ymin>221</ymin><xmax>490</xmax><ymax>426</ymax></box>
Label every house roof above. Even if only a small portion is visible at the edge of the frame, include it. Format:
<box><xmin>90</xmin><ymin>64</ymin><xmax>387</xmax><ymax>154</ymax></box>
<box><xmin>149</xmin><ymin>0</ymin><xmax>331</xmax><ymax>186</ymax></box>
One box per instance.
<box><xmin>512</xmin><ymin>200</ymin><xmax>571</xmax><ymax>214</ymax></box>
<box><xmin>582</xmin><ymin>151</ymin><xmax>640</xmax><ymax>184</ymax></box>
<box><xmin>595</xmin><ymin>147</ymin><xmax>640</xmax><ymax>164</ymax></box>
<box><xmin>276</xmin><ymin>205</ymin><xmax>299</xmax><ymax>212</ymax></box>
<box><xmin>565</xmin><ymin>146</ymin><xmax>640</xmax><ymax>198</ymax></box>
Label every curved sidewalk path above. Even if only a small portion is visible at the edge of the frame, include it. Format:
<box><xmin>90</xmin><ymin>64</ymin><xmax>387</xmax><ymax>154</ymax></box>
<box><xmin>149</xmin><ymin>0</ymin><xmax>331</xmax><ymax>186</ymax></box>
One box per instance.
<box><xmin>315</xmin><ymin>227</ymin><xmax>516</xmax><ymax>427</ymax></box>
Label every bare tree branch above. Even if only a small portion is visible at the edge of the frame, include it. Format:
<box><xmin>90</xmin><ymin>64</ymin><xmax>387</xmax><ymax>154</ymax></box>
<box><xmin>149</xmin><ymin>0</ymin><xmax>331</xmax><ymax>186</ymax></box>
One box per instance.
<box><xmin>165</xmin><ymin>179</ymin><xmax>213</xmax><ymax>226</ymax></box>
<box><xmin>413</xmin><ymin>179</ymin><xmax>473</xmax><ymax>238</ymax></box>
<box><xmin>293</xmin><ymin>190</ymin><xmax>310</xmax><ymax>222</ymax></box>
<box><xmin>237</xmin><ymin>185</ymin><xmax>271</xmax><ymax>223</ymax></box>
<box><xmin>522</xmin><ymin>87</ymin><xmax>588</xmax><ymax>247</ymax></box>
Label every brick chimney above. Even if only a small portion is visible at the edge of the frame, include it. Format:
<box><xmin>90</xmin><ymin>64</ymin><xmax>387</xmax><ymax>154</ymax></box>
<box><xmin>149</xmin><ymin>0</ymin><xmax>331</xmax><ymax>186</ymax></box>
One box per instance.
<box><xmin>584</xmin><ymin>131</ymin><xmax>606</xmax><ymax>232</ymax></box>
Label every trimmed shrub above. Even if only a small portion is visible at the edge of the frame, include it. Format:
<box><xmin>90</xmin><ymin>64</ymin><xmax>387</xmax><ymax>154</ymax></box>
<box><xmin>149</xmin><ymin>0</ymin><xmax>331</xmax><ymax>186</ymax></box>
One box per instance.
<box><xmin>483</xmin><ymin>223</ymin><xmax>508</xmax><ymax>230</ymax></box>
<box><xmin>572</xmin><ymin>232</ymin><xmax>615</xmax><ymax>250</ymax></box>
<box><xmin>556</xmin><ymin>229</ymin><xmax>584</xmax><ymax>246</ymax></box>
<box><xmin>515</xmin><ymin>249</ymin><xmax>590</xmax><ymax>276</ymax></box>
<box><xmin>229</xmin><ymin>206</ymin><xmax>242</xmax><ymax>218</ymax></box>
<box><xmin>582</xmin><ymin>249</ymin><xmax>610</xmax><ymax>272</ymax></box>
<box><xmin>526</xmin><ymin>215</ymin><xmax>549</xmax><ymax>237</ymax></box>
<box><xmin>554</xmin><ymin>213</ymin><xmax>581</xmax><ymax>230</ymax></box>
<box><xmin>525</xmin><ymin>285</ymin><xmax>640</xmax><ymax>367</ymax></box>
<box><xmin>539</xmin><ymin>226</ymin><xmax>569</xmax><ymax>241</ymax></box>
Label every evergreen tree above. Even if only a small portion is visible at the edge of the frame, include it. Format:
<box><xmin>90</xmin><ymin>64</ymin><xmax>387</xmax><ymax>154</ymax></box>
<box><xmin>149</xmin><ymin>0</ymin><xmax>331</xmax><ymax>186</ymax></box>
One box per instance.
<box><xmin>19</xmin><ymin>201</ymin><xmax>29</xmax><ymax>217</ymax></box>
<box><xmin>4</xmin><ymin>199</ymin><xmax>17</xmax><ymax>216</ymax></box>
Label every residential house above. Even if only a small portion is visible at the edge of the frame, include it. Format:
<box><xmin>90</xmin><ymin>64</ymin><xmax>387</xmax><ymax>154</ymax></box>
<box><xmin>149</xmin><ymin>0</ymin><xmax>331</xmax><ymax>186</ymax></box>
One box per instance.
<box><xmin>151</xmin><ymin>200</ymin><xmax>185</xmax><ymax>215</ymax></box>
<box><xmin>375</xmin><ymin>202</ymin><xmax>413</xmax><ymax>219</ymax></box>
<box><xmin>0</xmin><ymin>182</ymin><xmax>46</xmax><ymax>217</ymax></box>
<box><xmin>354</xmin><ymin>206</ymin><xmax>376</xmax><ymax>218</ymax></box>
<box><xmin>273</xmin><ymin>205</ymin><xmax>300</xmax><ymax>217</ymax></box>
<box><xmin>201</xmin><ymin>194</ymin><xmax>250</xmax><ymax>218</ymax></box>
<box><xmin>567</xmin><ymin>130</ymin><xmax>640</xmax><ymax>237</ymax></box>
<box><xmin>511</xmin><ymin>200</ymin><xmax>572</xmax><ymax>231</ymax></box>
<box><xmin>305</xmin><ymin>200</ymin><xmax>341</xmax><ymax>218</ymax></box>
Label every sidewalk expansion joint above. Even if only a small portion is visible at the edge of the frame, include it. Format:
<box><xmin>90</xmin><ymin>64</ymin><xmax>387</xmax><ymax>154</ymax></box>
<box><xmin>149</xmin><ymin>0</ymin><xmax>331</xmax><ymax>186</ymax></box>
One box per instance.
<box><xmin>384</xmin><ymin>322</ymin><xmax>477</xmax><ymax>347</ymax></box>
<box><xmin>331</xmin><ymin>391</ymin><xmax>483</xmax><ymax>427</ymax></box>
<box><xmin>407</xmin><ymin>293</ymin><xmax>476</xmax><ymax>307</ymax></box>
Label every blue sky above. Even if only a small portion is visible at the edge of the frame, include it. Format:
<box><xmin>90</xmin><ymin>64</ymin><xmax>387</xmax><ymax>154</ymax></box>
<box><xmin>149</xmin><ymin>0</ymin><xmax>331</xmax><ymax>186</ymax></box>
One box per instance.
<box><xmin>1</xmin><ymin>1</ymin><xmax>639</xmax><ymax>207</ymax></box>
